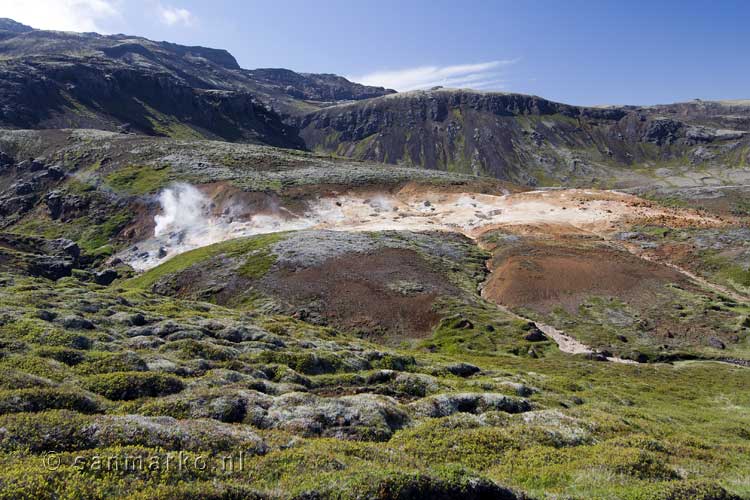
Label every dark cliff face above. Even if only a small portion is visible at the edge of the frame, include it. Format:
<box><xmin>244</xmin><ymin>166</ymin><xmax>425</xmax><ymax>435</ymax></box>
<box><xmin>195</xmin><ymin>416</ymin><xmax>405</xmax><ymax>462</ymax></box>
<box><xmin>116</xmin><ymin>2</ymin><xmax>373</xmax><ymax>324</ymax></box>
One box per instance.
<box><xmin>298</xmin><ymin>89</ymin><xmax>750</xmax><ymax>185</ymax></box>
<box><xmin>0</xmin><ymin>23</ymin><xmax>391</xmax><ymax>147</ymax></box>
<box><xmin>0</xmin><ymin>57</ymin><xmax>303</xmax><ymax>147</ymax></box>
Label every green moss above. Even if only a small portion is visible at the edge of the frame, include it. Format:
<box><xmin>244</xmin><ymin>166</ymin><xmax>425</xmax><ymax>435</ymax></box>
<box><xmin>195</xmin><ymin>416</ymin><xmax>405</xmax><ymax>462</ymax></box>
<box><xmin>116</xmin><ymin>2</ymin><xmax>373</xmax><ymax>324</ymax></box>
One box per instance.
<box><xmin>724</xmin><ymin>265</ymin><xmax>750</xmax><ymax>288</ymax></box>
<box><xmin>64</xmin><ymin>178</ymin><xmax>97</xmax><ymax>194</ymax></box>
<box><xmin>34</xmin><ymin>346</ymin><xmax>85</xmax><ymax>366</ymax></box>
<box><xmin>104</xmin><ymin>164</ymin><xmax>172</xmax><ymax>195</ymax></box>
<box><xmin>60</xmin><ymin>91</ymin><xmax>98</xmax><ymax>119</ymax></box>
<box><xmin>237</xmin><ymin>250</ymin><xmax>277</xmax><ymax>279</ymax></box>
<box><xmin>137</xmin><ymin>100</ymin><xmax>206</xmax><ymax>140</ymax></box>
<box><xmin>371</xmin><ymin>353</ymin><xmax>416</xmax><ymax>371</ymax></box>
<box><xmin>1</xmin><ymin>241</ymin><xmax>750</xmax><ymax>499</ymax></box>
<box><xmin>636</xmin><ymin>225</ymin><xmax>672</xmax><ymax>238</ymax></box>
<box><xmin>0</xmin><ymin>410</ymin><xmax>94</xmax><ymax>452</ymax></box>
<box><xmin>77</xmin><ymin>211</ymin><xmax>132</xmax><ymax>254</ymax></box>
<box><xmin>352</xmin><ymin>133</ymin><xmax>378</xmax><ymax>157</ymax></box>
<box><xmin>0</xmin><ymin>369</ymin><xmax>55</xmax><ymax>390</ymax></box>
<box><xmin>0</xmin><ymin>355</ymin><xmax>72</xmax><ymax>382</ymax></box>
<box><xmin>250</xmin><ymin>351</ymin><xmax>344</xmax><ymax>375</ymax></box>
<box><xmin>0</xmin><ymin>317</ymin><xmax>50</xmax><ymax>340</ymax></box>
<box><xmin>126</xmin><ymin>232</ymin><xmax>286</xmax><ymax>290</ymax></box>
<box><xmin>425</xmin><ymin>298</ymin><xmax>539</xmax><ymax>357</ymax></box>
<box><xmin>0</xmin><ymin>388</ymin><xmax>100</xmax><ymax>415</ymax></box>
<box><xmin>74</xmin><ymin>352</ymin><xmax>147</xmax><ymax>375</ymax></box>
<box><xmin>162</xmin><ymin>339</ymin><xmax>237</xmax><ymax>362</ymax></box>
<box><xmin>83</xmin><ymin>372</ymin><xmax>184</xmax><ymax>401</ymax></box>
<box><xmin>11</xmin><ymin>204</ymin><xmax>133</xmax><ymax>257</ymax></box>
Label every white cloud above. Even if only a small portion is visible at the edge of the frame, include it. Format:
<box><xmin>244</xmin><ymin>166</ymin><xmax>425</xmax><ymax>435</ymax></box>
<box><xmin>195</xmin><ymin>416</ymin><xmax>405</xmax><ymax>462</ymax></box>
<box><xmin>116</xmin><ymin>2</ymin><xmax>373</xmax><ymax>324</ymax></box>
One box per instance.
<box><xmin>0</xmin><ymin>0</ymin><xmax>119</xmax><ymax>32</ymax></box>
<box><xmin>351</xmin><ymin>60</ymin><xmax>518</xmax><ymax>92</ymax></box>
<box><xmin>156</xmin><ymin>3</ymin><xmax>193</xmax><ymax>27</ymax></box>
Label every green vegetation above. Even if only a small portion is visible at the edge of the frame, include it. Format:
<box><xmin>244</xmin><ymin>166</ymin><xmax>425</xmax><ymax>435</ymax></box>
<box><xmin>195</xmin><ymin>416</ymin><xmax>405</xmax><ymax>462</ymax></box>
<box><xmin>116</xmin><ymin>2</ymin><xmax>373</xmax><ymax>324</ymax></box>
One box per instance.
<box><xmin>1</xmin><ymin>120</ymin><xmax>749</xmax><ymax>496</ymax></box>
<box><xmin>238</xmin><ymin>248</ymin><xmax>278</xmax><ymax>279</ymax></box>
<box><xmin>135</xmin><ymin>99</ymin><xmax>207</xmax><ymax>141</ymax></box>
<box><xmin>83</xmin><ymin>372</ymin><xmax>184</xmax><ymax>401</ymax></box>
<box><xmin>126</xmin><ymin>232</ymin><xmax>286</xmax><ymax>290</ymax></box>
<box><xmin>104</xmin><ymin>164</ymin><xmax>172</xmax><ymax>195</ymax></box>
<box><xmin>0</xmin><ymin>259</ymin><xmax>749</xmax><ymax>498</ymax></box>
<box><xmin>426</xmin><ymin>298</ymin><xmax>545</xmax><ymax>357</ymax></box>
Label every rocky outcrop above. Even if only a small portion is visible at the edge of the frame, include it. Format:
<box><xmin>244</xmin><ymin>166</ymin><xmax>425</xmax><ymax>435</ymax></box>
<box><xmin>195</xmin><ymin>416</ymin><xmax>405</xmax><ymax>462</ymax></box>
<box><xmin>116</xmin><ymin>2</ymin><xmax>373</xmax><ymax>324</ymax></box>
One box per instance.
<box><xmin>0</xmin><ymin>22</ymin><xmax>393</xmax><ymax>144</ymax></box>
<box><xmin>245</xmin><ymin>68</ymin><xmax>394</xmax><ymax>103</ymax></box>
<box><xmin>0</xmin><ymin>233</ymin><xmax>81</xmax><ymax>280</ymax></box>
<box><xmin>0</xmin><ymin>59</ymin><xmax>304</xmax><ymax>148</ymax></box>
<box><xmin>298</xmin><ymin>89</ymin><xmax>750</xmax><ymax>185</ymax></box>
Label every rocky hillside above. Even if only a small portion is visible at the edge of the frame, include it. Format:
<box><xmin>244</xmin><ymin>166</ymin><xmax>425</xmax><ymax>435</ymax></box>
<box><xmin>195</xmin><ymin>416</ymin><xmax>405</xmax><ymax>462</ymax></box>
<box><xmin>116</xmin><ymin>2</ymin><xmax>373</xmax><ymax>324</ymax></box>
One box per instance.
<box><xmin>298</xmin><ymin>89</ymin><xmax>750</xmax><ymax>186</ymax></box>
<box><xmin>0</xmin><ymin>20</ymin><xmax>392</xmax><ymax>146</ymax></box>
<box><xmin>245</xmin><ymin>68</ymin><xmax>396</xmax><ymax>105</ymax></box>
<box><xmin>1</xmin><ymin>20</ymin><xmax>748</xmax><ymax>189</ymax></box>
<box><xmin>0</xmin><ymin>128</ymin><xmax>494</xmax><ymax>271</ymax></box>
<box><xmin>2</xmin><ymin>16</ymin><xmax>750</xmax><ymax>500</ymax></box>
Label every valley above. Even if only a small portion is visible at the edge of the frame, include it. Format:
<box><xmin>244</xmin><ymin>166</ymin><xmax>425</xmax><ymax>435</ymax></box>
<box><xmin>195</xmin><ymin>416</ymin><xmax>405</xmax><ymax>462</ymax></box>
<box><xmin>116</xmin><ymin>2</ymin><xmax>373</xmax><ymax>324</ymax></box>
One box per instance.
<box><xmin>0</xmin><ymin>17</ymin><xmax>748</xmax><ymax>500</ymax></box>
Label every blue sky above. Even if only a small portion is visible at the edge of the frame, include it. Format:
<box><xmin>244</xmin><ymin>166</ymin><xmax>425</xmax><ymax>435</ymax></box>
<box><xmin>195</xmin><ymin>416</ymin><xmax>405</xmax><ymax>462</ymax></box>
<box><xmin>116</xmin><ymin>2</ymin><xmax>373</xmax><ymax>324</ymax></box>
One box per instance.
<box><xmin>2</xmin><ymin>0</ymin><xmax>748</xmax><ymax>105</ymax></box>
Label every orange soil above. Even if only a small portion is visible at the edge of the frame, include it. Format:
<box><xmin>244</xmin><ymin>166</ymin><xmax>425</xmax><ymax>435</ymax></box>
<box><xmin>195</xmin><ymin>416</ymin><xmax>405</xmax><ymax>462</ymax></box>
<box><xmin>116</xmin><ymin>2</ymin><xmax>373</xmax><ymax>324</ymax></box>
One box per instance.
<box><xmin>484</xmin><ymin>244</ymin><xmax>686</xmax><ymax>314</ymax></box>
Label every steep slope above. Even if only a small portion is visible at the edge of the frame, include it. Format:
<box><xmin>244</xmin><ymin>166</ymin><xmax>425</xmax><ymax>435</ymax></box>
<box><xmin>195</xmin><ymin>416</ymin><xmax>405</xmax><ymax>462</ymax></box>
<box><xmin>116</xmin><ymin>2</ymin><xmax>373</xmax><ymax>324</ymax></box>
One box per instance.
<box><xmin>298</xmin><ymin>88</ymin><xmax>750</xmax><ymax>187</ymax></box>
<box><xmin>0</xmin><ymin>20</ymin><xmax>392</xmax><ymax>145</ymax></box>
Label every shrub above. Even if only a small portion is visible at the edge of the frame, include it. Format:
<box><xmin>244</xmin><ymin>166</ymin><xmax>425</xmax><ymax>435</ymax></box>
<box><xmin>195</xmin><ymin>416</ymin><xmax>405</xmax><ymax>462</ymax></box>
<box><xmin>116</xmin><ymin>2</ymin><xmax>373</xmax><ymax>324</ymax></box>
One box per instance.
<box><xmin>0</xmin><ymin>410</ymin><xmax>95</xmax><ymax>452</ymax></box>
<box><xmin>162</xmin><ymin>339</ymin><xmax>238</xmax><ymax>362</ymax></box>
<box><xmin>0</xmin><ymin>388</ymin><xmax>101</xmax><ymax>414</ymax></box>
<box><xmin>74</xmin><ymin>351</ymin><xmax>148</xmax><ymax>375</ymax></box>
<box><xmin>35</xmin><ymin>346</ymin><xmax>86</xmax><ymax>366</ymax></box>
<box><xmin>83</xmin><ymin>372</ymin><xmax>184</xmax><ymax>401</ymax></box>
<box><xmin>253</xmin><ymin>351</ymin><xmax>344</xmax><ymax>375</ymax></box>
<box><xmin>0</xmin><ymin>355</ymin><xmax>72</xmax><ymax>381</ymax></box>
<box><xmin>0</xmin><ymin>369</ymin><xmax>55</xmax><ymax>390</ymax></box>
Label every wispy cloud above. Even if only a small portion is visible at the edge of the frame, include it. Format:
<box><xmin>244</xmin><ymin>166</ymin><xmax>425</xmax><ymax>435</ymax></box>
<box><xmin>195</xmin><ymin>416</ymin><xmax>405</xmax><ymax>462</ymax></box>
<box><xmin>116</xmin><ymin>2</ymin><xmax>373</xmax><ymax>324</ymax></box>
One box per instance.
<box><xmin>350</xmin><ymin>60</ymin><xmax>518</xmax><ymax>91</ymax></box>
<box><xmin>156</xmin><ymin>3</ymin><xmax>194</xmax><ymax>27</ymax></box>
<box><xmin>0</xmin><ymin>0</ymin><xmax>120</xmax><ymax>32</ymax></box>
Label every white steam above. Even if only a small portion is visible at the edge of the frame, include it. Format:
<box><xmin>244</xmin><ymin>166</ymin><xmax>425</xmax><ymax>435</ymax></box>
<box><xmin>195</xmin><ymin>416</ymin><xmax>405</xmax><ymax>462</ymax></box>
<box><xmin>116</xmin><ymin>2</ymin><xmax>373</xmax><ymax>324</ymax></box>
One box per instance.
<box><xmin>122</xmin><ymin>183</ymin><xmax>319</xmax><ymax>270</ymax></box>
<box><xmin>154</xmin><ymin>183</ymin><xmax>209</xmax><ymax>237</ymax></box>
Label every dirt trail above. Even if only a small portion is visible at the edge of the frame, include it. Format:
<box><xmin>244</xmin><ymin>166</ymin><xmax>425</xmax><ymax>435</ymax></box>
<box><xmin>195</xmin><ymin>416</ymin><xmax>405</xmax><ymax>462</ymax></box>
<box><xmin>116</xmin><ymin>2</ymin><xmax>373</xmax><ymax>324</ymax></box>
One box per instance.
<box><xmin>479</xmin><ymin>282</ymin><xmax>637</xmax><ymax>364</ymax></box>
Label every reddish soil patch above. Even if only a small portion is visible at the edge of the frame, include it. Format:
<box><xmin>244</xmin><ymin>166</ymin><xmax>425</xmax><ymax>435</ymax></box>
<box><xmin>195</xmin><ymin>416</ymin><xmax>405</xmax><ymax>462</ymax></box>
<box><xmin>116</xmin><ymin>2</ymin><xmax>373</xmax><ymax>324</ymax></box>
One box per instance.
<box><xmin>484</xmin><ymin>244</ymin><xmax>686</xmax><ymax>314</ymax></box>
<box><xmin>199</xmin><ymin>182</ymin><xmax>295</xmax><ymax>219</ymax></box>
<box><xmin>118</xmin><ymin>200</ymin><xmax>156</xmax><ymax>243</ymax></box>
<box><xmin>262</xmin><ymin>248</ymin><xmax>458</xmax><ymax>340</ymax></box>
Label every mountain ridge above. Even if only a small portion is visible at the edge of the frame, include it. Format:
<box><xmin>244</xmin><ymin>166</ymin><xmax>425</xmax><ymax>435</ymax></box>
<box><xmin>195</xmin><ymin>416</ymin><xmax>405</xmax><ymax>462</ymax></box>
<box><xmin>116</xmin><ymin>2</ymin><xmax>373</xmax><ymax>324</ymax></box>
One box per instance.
<box><xmin>298</xmin><ymin>87</ymin><xmax>750</xmax><ymax>185</ymax></box>
<box><xmin>0</xmin><ymin>19</ymin><xmax>748</xmax><ymax>188</ymax></box>
<box><xmin>0</xmin><ymin>20</ymin><xmax>393</xmax><ymax>146</ymax></box>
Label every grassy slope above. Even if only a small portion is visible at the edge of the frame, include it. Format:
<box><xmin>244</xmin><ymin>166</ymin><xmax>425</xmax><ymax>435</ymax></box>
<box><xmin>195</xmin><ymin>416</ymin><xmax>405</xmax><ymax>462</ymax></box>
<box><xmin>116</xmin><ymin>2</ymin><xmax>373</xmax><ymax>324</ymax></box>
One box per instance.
<box><xmin>0</xmin><ymin>273</ymin><xmax>747</xmax><ymax>499</ymax></box>
<box><xmin>1</xmin><ymin>226</ymin><xmax>749</xmax><ymax>498</ymax></box>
